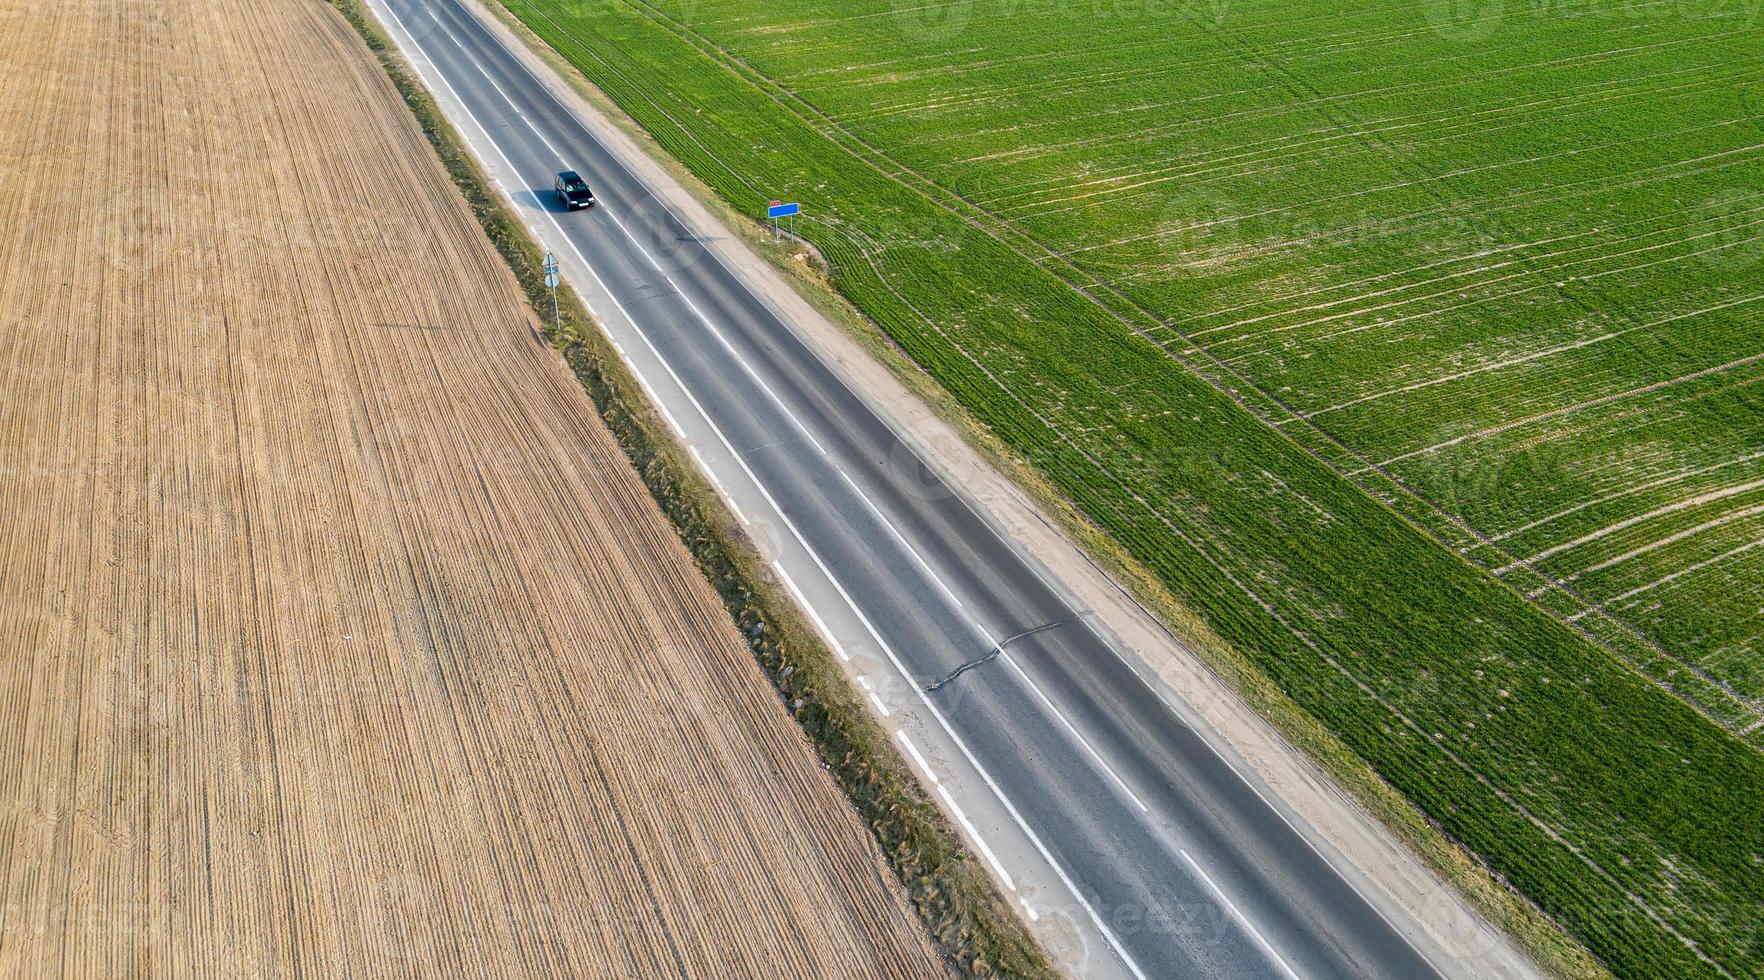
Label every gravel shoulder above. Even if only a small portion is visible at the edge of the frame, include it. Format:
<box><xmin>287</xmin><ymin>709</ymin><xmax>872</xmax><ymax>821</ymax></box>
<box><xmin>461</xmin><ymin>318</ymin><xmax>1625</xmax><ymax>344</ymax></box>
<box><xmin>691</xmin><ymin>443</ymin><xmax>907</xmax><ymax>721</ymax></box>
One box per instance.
<box><xmin>0</xmin><ymin>0</ymin><xmax>946</xmax><ymax>975</ymax></box>
<box><xmin>458</xmin><ymin>2</ymin><xmax>1566</xmax><ymax>976</ymax></box>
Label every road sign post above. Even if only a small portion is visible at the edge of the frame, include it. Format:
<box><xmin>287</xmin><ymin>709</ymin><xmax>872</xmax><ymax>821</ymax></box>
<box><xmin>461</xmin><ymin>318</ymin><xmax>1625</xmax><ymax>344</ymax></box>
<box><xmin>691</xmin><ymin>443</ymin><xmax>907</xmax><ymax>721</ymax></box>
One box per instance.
<box><xmin>767</xmin><ymin>200</ymin><xmax>800</xmax><ymax>242</ymax></box>
<box><xmin>542</xmin><ymin>252</ymin><xmax>560</xmax><ymax>335</ymax></box>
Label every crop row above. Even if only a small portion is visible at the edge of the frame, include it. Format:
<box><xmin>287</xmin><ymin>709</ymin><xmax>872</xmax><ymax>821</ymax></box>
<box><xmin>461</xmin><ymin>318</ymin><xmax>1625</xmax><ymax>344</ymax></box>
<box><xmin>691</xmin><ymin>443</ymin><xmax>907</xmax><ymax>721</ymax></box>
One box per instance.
<box><xmin>500</xmin><ymin>1</ymin><xmax>1764</xmax><ymax>974</ymax></box>
<box><xmin>710</xmin><ymin>0</ymin><xmax>1764</xmax><ymax>716</ymax></box>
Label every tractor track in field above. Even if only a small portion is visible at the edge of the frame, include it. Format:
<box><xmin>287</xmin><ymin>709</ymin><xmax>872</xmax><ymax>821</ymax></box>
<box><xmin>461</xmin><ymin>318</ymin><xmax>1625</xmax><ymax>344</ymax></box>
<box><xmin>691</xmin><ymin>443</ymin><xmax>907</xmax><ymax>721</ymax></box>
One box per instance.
<box><xmin>0</xmin><ymin>1</ymin><xmax>947</xmax><ymax>976</ymax></box>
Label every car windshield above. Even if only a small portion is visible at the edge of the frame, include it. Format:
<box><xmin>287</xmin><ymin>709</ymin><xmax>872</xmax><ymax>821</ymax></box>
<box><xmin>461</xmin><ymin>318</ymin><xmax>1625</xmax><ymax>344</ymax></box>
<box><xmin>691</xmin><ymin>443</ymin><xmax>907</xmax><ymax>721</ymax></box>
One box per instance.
<box><xmin>565</xmin><ymin>180</ymin><xmax>588</xmax><ymax>192</ymax></box>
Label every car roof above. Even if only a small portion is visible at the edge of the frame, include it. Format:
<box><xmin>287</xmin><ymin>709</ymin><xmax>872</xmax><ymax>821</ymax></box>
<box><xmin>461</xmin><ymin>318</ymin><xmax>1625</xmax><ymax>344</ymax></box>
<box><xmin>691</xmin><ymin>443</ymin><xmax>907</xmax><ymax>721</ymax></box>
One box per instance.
<box><xmin>557</xmin><ymin>170</ymin><xmax>580</xmax><ymax>181</ymax></box>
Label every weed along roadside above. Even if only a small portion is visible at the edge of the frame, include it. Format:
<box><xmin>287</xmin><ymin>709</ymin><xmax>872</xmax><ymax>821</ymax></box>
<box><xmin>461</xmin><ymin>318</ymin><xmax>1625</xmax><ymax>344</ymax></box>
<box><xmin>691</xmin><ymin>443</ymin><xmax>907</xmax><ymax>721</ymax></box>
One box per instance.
<box><xmin>327</xmin><ymin>1</ymin><xmax>1052</xmax><ymax>975</ymax></box>
<box><xmin>475</xmin><ymin>2</ymin><xmax>1764</xmax><ymax>978</ymax></box>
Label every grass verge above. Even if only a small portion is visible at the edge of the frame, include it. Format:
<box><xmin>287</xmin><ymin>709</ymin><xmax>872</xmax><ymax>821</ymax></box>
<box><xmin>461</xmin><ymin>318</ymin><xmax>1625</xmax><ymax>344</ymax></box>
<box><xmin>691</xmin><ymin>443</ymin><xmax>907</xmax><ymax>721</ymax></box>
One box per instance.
<box><xmin>459</xmin><ymin>4</ymin><xmax>1764</xmax><ymax>977</ymax></box>
<box><xmin>326</xmin><ymin>1</ymin><xmax>1054</xmax><ymax>975</ymax></box>
<box><xmin>463</xmin><ymin>6</ymin><xmax>1611</xmax><ymax>977</ymax></box>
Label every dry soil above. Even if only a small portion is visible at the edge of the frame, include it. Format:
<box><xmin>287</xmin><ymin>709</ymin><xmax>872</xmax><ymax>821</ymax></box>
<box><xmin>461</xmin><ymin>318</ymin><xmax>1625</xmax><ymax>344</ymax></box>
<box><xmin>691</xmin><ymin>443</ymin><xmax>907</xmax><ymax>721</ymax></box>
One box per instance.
<box><xmin>0</xmin><ymin>0</ymin><xmax>946</xmax><ymax>976</ymax></box>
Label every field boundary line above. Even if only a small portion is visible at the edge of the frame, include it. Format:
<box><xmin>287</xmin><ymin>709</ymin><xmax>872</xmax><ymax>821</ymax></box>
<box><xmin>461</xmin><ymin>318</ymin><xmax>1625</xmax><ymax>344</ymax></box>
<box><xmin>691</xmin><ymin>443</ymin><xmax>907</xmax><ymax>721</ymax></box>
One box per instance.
<box><xmin>326</xmin><ymin>1</ymin><xmax>1055</xmax><ymax>975</ymax></box>
<box><xmin>593</xmin><ymin>0</ymin><xmax>1763</xmax><ymax>736</ymax></box>
<box><xmin>482</xmin><ymin>2</ymin><xmax>1764</xmax><ymax>975</ymax></box>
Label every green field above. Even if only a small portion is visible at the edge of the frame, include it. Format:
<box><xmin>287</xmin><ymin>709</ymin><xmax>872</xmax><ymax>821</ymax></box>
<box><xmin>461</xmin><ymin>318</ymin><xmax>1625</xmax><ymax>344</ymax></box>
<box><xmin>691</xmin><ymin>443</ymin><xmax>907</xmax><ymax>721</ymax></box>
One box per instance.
<box><xmin>496</xmin><ymin>0</ymin><xmax>1764</xmax><ymax>975</ymax></box>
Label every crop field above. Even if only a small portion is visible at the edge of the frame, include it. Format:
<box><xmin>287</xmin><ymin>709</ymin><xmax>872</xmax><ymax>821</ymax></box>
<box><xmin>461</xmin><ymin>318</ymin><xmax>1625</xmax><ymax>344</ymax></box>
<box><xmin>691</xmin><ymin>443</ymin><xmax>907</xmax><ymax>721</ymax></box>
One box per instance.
<box><xmin>496</xmin><ymin>0</ymin><xmax>1764</xmax><ymax>975</ymax></box>
<box><xmin>0</xmin><ymin>0</ymin><xmax>948</xmax><ymax>975</ymax></box>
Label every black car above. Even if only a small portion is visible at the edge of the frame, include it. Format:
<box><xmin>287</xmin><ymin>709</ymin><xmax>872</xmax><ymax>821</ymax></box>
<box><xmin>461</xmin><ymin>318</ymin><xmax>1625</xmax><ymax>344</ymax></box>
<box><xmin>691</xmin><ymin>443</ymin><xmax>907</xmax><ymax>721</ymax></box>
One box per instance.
<box><xmin>554</xmin><ymin>170</ymin><xmax>595</xmax><ymax>210</ymax></box>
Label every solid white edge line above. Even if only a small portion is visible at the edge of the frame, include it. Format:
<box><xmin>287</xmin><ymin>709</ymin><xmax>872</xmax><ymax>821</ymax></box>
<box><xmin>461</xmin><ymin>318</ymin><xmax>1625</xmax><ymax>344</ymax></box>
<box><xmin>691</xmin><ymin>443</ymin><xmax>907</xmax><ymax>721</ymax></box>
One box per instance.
<box><xmin>838</xmin><ymin>463</ymin><xmax>1149</xmax><ymax>813</ymax></box>
<box><xmin>940</xmin><ymin>784</ymin><xmax>1015</xmax><ymax>892</ymax></box>
<box><xmin>772</xmin><ymin>560</ymin><xmax>846</xmax><ymax>662</ymax></box>
<box><xmin>381</xmin><ymin>8</ymin><xmax>1152</xmax><ymax>976</ymax></box>
<box><xmin>1105</xmin><ymin>642</ymin><xmax>1441</xmax><ymax>969</ymax></box>
<box><xmin>688</xmin><ymin>445</ymin><xmax>747</xmax><ymax>524</ymax></box>
<box><xmin>418</xmin><ymin>5</ymin><xmax>1454</xmax><ymax>972</ymax></box>
<box><xmin>445</xmin><ymin>10</ymin><xmax>834</xmax><ymax>463</ymax></box>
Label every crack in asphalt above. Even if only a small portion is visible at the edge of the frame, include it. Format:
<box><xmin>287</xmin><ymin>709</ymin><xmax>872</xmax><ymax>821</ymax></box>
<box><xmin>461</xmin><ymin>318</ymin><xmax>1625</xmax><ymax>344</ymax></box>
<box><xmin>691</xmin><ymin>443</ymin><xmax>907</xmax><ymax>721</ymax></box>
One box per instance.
<box><xmin>922</xmin><ymin>614</ymin><xmax>1081</xmax><ymax>693</ymax></box>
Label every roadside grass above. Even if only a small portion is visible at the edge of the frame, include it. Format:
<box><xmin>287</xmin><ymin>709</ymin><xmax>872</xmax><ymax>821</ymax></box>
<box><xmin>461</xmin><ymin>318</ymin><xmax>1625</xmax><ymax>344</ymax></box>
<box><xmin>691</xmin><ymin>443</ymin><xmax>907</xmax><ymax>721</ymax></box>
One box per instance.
<box><xmin>327</xmin><ymin>1</ymin><xmax>1055</xmax><ymax>975</ymax></box>
<box><xmin>468</xmin><ymin>10</ymin><xmax>1617</xmax><ymax>976</ymax></box>
<box><xmin>484</xmin><ymin>1</ymin><xmax>1764</xmax><ymax>977</ymax></box>
<box><xmin>470</xmin><ymin>10</ymin><xmax>1614</xmax><ymax>978</ymax></box>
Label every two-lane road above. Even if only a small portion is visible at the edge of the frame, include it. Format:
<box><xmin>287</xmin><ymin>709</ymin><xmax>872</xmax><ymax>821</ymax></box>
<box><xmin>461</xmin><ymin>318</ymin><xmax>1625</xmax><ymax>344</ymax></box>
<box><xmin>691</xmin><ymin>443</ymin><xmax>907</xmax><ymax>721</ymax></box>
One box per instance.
<box><xmin>367</xmin><ymin>1</ymin><xmax>1463</xmax><ymax>976</ymax></box>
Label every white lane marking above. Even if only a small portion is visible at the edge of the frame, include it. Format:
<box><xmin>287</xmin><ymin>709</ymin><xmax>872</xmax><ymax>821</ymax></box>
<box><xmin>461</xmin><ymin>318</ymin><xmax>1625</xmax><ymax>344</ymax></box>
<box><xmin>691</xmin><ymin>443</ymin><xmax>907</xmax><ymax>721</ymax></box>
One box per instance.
<box><xmin>939</xmin><ymin>784</ymin><xmax>1016</xmax><ymax>891</ymax></box>
<box><xmin>631</xmin><ymin>363</ymin><xmax>686</xmax><ymax>439</ymax></box>
<box><xmin>837</xmin><ymin>465</ymin><xmax>1149</xmax><ymax>812</ymax></box>
<box><xmin>408</xmin><ymin>8</ymin><xmax>1443</xmax><ymax>970</ymax></box>
<box><xmin>1105</xmin><ymin>644</ymin><xmax>1441</xmax><ymax>970</ymax></box>
<box><xmin>451</xmin><ymin>25</ymin><xmax>570</xmax><ymax>164</ymax></box>
<box><xmin>384</xmin><ymin>9</ymin><xmax>1148</xmax><ymax>976</ymax></box>
<box><xmin>838</xmin><ymin>462</ymin><xmax>1146</xmax><ymax>811</ymax></box>
<box><xmin>1000</xmin><ymin>653</ymin><xmax>1149</xmax><ymax>813</ymax></box>
<box><xmin>667</xmin><ymin>280</ymin><xmax>831</xmax><ymax>458</ymax></box>
<box><xmin>782</xmin><ymin>507</ymin><xmax>1151</xmax><ymax>978</ymax></box>
<box><xmin>442</xmin><ymin>8</ymin><xmax>833</xmax><ymax>463</ymax></box>
<box><xmin>448</xmin><ymin>0</ymin><xmax>1159</xmax><ymax>837</ymax></box>
<box><xmin>896</xmin><ymin>730</ymin><xmax>937</xmax><ymax>784</ymax></box>
<box><xmin>854</xmin><ymin>676</ymin><xmax>892</xmax><ymax>715</ymax></box>
<box><xmin>773</xmin><ymin>560</ymin><xmax>847</xmax><ymax>662</ymax></box>
<box><xmin>867</xmin><ymin>691</ymin><xmax>892</xmax><ymax>717</ymax></box>
<box><xmin>1181</xmin><ymin>849</ymin><xmax>1303</xmax><ymax>980</ymax></box>
<box><xmin>429</xmin><ymin>0</ymin><xmax>1160</xmax><ymax>655</ymax></box>
<box><xmin>689</xmin><ymin>445</ymin><xmax>747</xmax><ymax>524</ymax></box>
<box><xmin>836</xmin><ymin>468</ymin><xmax>966</xmax><ymax>609</ymax></box>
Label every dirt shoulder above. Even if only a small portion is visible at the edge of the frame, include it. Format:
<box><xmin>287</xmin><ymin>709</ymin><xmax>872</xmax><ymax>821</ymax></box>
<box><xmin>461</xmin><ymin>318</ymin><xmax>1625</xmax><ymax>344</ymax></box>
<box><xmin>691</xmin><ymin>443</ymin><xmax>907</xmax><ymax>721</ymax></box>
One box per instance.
<box><xmin>462</xmin><ymin>2</ymin><xmax>1598</xmax><ymax>977</ymax></box>
<box><xmin>0</xmin><ymin>0</ymin><xmax>945</xmax><ymax>975</ymax></box>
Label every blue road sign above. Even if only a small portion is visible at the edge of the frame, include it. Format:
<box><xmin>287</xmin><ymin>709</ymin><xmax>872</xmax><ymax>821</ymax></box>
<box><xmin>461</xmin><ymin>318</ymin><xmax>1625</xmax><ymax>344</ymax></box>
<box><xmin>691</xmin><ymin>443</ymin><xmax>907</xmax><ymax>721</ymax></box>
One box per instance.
<box><xmin>768</xmin><ymin>202</ymin><xmax>800</xmax><ymax>219</ymax></box>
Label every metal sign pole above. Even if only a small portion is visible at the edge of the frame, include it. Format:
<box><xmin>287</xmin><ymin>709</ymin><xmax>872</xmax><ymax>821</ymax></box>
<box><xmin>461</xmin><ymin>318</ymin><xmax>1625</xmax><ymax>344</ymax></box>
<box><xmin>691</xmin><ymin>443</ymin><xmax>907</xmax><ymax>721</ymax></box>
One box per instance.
<box><xmin>767</xmin><ymin>200</ymin><xmax>800</xmax><ymax>243</ymax></box>
<box><xmin>542</xmin><ymin>252</ymin><xmax>560</xmax><ymax>335</ymax></box>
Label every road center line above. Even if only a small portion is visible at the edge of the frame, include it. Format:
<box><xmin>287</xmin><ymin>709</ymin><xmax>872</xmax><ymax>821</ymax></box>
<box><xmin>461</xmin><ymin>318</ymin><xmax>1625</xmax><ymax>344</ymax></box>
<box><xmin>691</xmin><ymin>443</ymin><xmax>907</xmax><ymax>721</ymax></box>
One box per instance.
<box><xmin>837</xmin><ymin>464</ymin><xmax>1146</xmax><ymax>811</ymax></box>
<box><xmin>378</xmin><ymin>8</ymin><xmax>1153</xmax><ymax>977</ymax></box>
<box><xmin>1181</xmin><ymin>849</ymin><xmax>1302</xmax><ymax>980</ymax></box>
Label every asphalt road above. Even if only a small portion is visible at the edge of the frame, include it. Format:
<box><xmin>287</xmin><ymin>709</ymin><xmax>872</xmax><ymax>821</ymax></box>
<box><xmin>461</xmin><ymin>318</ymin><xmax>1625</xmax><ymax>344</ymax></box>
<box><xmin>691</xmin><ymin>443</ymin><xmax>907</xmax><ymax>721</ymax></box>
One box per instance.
<box><xmin>370</xmin><ymin>2</ymin><xmax>1453</xmax><ymax>977</ymax></box>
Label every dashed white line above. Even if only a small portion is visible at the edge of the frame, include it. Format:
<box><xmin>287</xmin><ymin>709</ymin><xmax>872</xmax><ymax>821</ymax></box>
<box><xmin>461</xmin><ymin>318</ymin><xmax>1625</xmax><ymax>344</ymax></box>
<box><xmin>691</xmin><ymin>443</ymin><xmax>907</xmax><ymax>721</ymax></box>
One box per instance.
<box><xmin>896</xmin><ymin>730</ymin><xmax>937</xmax><ymax>784</ymax></box>
<box><xmin>940</xmin><ymin>785</ymin><xmax>1015</xmax><ymax>891</ymax></box>
<box><xmin>856</xmin><ymin>676</ymin><xmax>890</xmax><ymax>715</ymax></box>
<box><xmin>689</xmin><ymin>445</ymin><xmax>747</xmax><ymax>524</ymax></box>
<box><xmin>381</xmin><ymin>8</ymin><xmax>1153</xmax><ymax>976</ymax></box>
<box><xmin>1181</xmin><ymin>849</ymin><xmax>1302</xmax><ymax>980</ymax></box>
<box><xmin>447</xmin><ymin>10</ymin><xmax>834</xmax><ymax>464</ymax></box>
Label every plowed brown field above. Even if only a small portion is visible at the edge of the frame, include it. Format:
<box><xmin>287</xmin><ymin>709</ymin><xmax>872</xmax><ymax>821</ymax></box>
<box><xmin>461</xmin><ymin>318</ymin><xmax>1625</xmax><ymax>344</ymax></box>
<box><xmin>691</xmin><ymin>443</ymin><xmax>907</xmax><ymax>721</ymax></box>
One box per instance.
<box><xmin>0</xmin><ymin>0</ymin><xmax>945</xmax><ymax>976</ymax></box>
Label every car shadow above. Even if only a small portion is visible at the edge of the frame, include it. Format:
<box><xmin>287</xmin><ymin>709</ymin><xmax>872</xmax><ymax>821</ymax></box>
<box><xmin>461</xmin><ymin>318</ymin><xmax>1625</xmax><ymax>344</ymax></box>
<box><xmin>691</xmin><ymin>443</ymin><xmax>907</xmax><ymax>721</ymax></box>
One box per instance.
<box><xmin>532</xmin><ymin>187</ymin><xmax>606</xmax><ymax>215</ymax></box>
<box><xmin>529</xmin><ymin>188</ymin><xmax>574</xmax><ymax>214</ymax></box>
